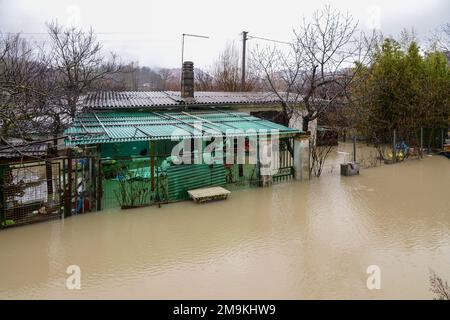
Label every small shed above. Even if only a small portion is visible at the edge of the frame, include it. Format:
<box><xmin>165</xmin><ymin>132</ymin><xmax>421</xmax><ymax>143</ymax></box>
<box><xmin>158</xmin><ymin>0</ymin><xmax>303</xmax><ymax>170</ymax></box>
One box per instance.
<box><xmin>65</xmin><ymin>108</ymin><xmax>303</xmax><ymax>209</ymax></box>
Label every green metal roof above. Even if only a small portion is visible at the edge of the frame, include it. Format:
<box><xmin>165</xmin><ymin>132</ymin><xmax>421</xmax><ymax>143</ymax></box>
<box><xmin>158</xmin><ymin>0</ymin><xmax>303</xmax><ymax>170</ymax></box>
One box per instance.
<box><xmin>64</xmin><ymin>110</ymin><xmax>301</xmax><ymax>146</ymax></box>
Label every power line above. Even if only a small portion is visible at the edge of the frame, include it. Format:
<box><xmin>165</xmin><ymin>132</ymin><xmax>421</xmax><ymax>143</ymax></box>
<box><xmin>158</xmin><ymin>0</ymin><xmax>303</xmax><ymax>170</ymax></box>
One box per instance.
<box><xmin>0</xmin><ymin>31</ymin><xmax>161</xmax><ymax>35</ymax></box>
<box><xmin>0</xmin><ymin>32</ymin><xmax>174</xmax><ymax>43</ymax></box>
<box><xmin>247</xmin><ymin>35</ymin><xmax>294</xmax><ymax>45</ymax></box>
<box><xmin>2</xmin><ymin>31</ymin><xmax>295</xmax><ymax>46</ymax></box>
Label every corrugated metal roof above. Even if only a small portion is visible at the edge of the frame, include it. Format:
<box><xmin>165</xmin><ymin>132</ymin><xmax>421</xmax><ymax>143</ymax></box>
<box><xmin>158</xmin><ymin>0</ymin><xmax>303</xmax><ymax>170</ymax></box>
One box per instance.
<box><xmin>65</xmin><ymin>110</ymin><xmax>301</xmax><ymax>145</ymax></box>
<box><xmin>82</xmin><ymin>91</ymin><xmax>302</xmax><ymax>110</ymax></box>
<box><xmin>83</xmin><ymin>91</ymin><xmax>181</xmax><ymax>109</ymax></box>
<box><xmin>0</xmin><ymin>142</ymin><xmax>48</xmax><ymax>159</ymax></box>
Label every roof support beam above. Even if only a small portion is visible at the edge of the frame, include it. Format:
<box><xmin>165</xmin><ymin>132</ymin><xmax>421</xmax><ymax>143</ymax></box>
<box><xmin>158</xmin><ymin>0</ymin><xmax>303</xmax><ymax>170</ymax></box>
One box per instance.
<box><xmin>79</xmin><ymin>119</ymin><xmax>91</xmax><ymax>134</ymax></box>
<box><xmin>152</xmin><ymin>111</ymin><xmax>208</xmax><ymax>135</ymax></box>
<box><xmin>209</xmin><ymin>107</ymin><xmax>278</xmax><ymax>131</ymax></box>
<box><xmin>181</xmin><ymin>111</ymin><xmax>240</xmax><ymax>131</ymax></box>
<box><xmin>92</xmin><ymin>112</ymin><xmax>112</xmax><ymax>139</ymax></box>
<box><xmin>133</xmin><ymin>126</ymin><xmax>154</xmax><ymax>139</ymax></box>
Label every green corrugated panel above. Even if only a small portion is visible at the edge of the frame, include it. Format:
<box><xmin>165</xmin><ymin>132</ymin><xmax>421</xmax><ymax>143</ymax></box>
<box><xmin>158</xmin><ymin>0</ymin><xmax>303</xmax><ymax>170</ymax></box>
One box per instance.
<box><xmin>166</xmin><ymin>164</ymin><xmax>226</xmax><ymax>200</ymax></box>
<box><xmin>65</xmin><ymin>111</ymin><xmax>301</xmax><ymax>146</ymax></box>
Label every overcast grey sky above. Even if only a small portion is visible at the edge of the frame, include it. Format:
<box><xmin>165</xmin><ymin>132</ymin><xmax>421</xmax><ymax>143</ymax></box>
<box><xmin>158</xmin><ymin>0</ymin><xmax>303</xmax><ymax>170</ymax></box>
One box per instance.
<box><xmin>1</xmin><ymin>0</ymin><xmax>449</xmax><ymax>69</ymax></box>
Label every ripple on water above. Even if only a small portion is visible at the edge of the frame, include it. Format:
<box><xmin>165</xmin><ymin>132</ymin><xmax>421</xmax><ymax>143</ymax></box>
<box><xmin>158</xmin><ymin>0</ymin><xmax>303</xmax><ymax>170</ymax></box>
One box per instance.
<box><xmin>0</xmin><ymin>156</ymin><xmax>449</xmax><ymax>299</ymax></box>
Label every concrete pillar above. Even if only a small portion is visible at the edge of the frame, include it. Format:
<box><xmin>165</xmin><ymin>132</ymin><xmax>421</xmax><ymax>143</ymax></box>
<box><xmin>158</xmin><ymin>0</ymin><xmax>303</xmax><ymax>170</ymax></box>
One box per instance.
<box><xmin>259</xmin><ymin>139</ymin><xmax>273</xmax><ymax>187</ymax></box>
<box><xmin>293</xmin><ymin>138</ymin><xmax>302</xmax><ymax>180</ymax></box>
<box><xmin>293</xmin><ymin>137</ymin><xmax>309</xmax><ymax>180</ymax></box>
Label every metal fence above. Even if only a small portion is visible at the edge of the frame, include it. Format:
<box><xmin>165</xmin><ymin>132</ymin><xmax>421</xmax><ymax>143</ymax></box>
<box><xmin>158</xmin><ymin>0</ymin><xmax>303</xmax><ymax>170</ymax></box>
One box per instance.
<box><xmin>272</xmin><ymin>138</ymin><xmax>295</xmax><ymax>184</ymax></box>
<box><xmin>99</xmin><ymin>156</ymin><xmax>260</xmax><ymax>209</ymax></box>
<box><xmin>319</xmin><ymin>138</ymin><xmax>425</xmax><ymax>177</ymax></box>
<box><xmin>1</xmin><ymin>137</ymin><xmax>297</xmax><ymax>227</ymax></box>
<box><xmin>0</xmin><ymin>160</ymin><xmax>63</xmax><ymax>228</ymax></box>
<box><xmin>0</xmin><ymin>153</ymin><xmax>100</xmax><ymax>229</ymax></box>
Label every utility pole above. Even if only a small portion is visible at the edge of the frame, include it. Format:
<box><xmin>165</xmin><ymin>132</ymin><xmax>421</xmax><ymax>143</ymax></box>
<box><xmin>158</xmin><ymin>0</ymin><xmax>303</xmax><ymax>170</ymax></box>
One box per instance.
<box><xmin>241</xmin><ymin>31</ymin><xmax>248</xmax><ymax>91</ymax></box>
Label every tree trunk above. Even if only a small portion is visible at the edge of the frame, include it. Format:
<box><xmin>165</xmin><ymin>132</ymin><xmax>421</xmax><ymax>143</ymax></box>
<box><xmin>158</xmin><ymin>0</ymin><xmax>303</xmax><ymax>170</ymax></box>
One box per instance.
<box><xmin>302</xmin><ymin>116</ymin><xmax>310</xmax><ymax>133</ymax></box>
<box><xmin>68</xmin><ymin>96</ymin><xmax>78</xmax><ymax>120</ymax></box>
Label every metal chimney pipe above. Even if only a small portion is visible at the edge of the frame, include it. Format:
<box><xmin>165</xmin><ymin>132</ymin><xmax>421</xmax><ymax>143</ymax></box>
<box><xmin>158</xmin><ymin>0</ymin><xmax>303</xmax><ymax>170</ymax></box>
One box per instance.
<box><xmin>181</xmin><ymin>61</ymin><xmax>194</xmax><ymax>99</ymax></box>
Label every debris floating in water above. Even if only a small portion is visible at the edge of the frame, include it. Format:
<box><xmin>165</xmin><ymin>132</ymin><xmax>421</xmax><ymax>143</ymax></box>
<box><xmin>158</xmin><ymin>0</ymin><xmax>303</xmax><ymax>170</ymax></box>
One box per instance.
<box><xmin>188</xmin><ymin>186</ymin><xmax>231</xmax><ymax>203</ymax></box>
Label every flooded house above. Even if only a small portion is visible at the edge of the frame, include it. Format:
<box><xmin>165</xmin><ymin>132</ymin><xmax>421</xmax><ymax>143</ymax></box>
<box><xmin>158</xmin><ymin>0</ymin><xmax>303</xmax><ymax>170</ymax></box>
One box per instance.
<box><xmin>0</xmin><ymin>62</ymin><xmax>311</xmax><ymax>229</ymax></box>
<box><xmin>63</xmin><ymin>62</ymin><xmax>310</xmax><ymax>211</ymax></box>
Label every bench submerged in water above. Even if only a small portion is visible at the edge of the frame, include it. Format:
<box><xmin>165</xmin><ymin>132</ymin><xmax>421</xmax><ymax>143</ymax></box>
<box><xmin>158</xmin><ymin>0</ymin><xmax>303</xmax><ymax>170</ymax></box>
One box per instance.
<box><xmin>187</xmin><ymin>186</ymin><xmax>231</xmax><ymax>204</ymax></box>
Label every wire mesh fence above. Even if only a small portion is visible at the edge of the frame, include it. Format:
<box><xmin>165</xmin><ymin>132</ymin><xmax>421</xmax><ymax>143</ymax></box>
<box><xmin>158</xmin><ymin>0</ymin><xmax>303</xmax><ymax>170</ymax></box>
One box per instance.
<box><xmin>0</xmin><ymin>153</ymin><xmax>101</xmax><ymax>228</ymax></box>
<box><xmin>0</xmin><ymin>160</ymin><xmax>63</xmax><ymax>228</ymax></box>
<box><xmin>318</xmin><ymin>140</ymin><xmax>425</xmax><ymax>177</ymax></box>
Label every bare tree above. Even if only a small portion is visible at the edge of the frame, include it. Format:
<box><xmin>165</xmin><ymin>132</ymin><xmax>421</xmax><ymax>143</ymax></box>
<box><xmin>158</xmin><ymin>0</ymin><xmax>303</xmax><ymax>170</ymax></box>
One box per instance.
<box><xmin>124</xmin><ymin>61</ymin><xmax>139</xmax><ymax>91</ymax></box>
<box><xmin>212</xmin><ymin>42</ymin><xmax>242</xmax><ymax>91</ymax></box>
<box><xmin>429</xmin><ymin>269</ymin><xmax>450</xmax><ymax>300</ymax></box>
<box><xmin>155</xmin><ymin>68</ymin><xmax>173</xmax><ymax>91</ymax></box>
<box><xmin>252</xmin><ymin>43</ymin><xmax>303</xmax><ymax>126</ymax></box>
<box><xmin>46</xmin><ymin>21</ymin><xmax>124</xmax><ymax>121</ymax></box>
<box><xmin>0</xmin><ymin>33</ymin><xmax>51</xmax><ymax>140</ymax></box>
<box><xmin>309</xmin><ymin>142</ymin><xmax>334</xmax><ymax>178</ymax></box>
<box><xmin>195</xmin><ymin>68</ymin><xmax>215</xmax><ymax>91</ymax></box>
<box><xmin>429</xmin><ymin>23</ymin><xmax>450</xmax><ymax>52</ymax></box>
<box><xmin>399</xmin><ymin>28</ymin><xmax>419</xmax><ymax>52</ymax></box>
<box><xmin>252</xmin><ymin>5</ymin><xmax>375</xmax><ymax>132</ymax></box>
<box><xmin>210</xmin><ymin>42</ymin><xmax>256</xmax><ymax>92</ymax></box>
<box><xmin>1</xmin><ymin>23</ymin><xmax>133</xmax><ymax>141</ymax></box>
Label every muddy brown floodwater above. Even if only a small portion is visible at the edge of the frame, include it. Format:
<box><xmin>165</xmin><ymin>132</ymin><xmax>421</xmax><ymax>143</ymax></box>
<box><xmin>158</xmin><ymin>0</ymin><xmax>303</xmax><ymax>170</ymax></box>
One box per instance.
<box><xmin>0</xmin><ymin>151</ymin><xmax>449</xmax><ymax>299</ymax></box>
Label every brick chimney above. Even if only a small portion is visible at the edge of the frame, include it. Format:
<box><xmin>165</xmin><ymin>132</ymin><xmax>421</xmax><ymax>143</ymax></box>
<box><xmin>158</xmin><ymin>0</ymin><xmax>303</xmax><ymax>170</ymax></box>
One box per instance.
<box><xmin>181</xmin><ymin>61</ymin><xmax>194</xmax><ymax>99</ymax></box>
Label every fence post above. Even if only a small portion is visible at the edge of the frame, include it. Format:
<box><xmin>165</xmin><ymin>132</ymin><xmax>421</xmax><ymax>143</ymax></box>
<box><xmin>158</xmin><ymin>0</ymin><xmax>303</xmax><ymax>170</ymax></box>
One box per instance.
<box><xmin>308</xmin><ymin>138</ymin><xmax>311</xmax><ymax>179</ymax></box>
<box><xmin>156</xmin><ymin>164</ymin><xmax>161</xmax><ymax>207</ymax></box>
<box><xmin>420</xmin><ymin>127</ymin><xmax>423</xmax><ymax>158</ymax></box>
<box><xmin>62</xmin><ymin>159</ymin><xmax>66</xmax><ymax>218</ymax></box>
<box><xmin>65</xmin><ymin>148</ymin><xmax>73</xmax><ymax>217</ymax></box>
<box><xmin>353</xmin><ymin>135</ymin><xmax>356</xmax><ymax>163</ymax></box>
<box><xmin>256</xmin><ymin>133</ymin><xmax>260</xmax><ymax>185</ymax></box>
<box><xmin>150</xmin><ymin>141</ymin><xmax>155</xmax><ymax>192</ymax></box>
<box><xmin>96</xmin><ymin>144</ymin><xmax>102</xmax><ymax>211</ymax></box>
<box><xmin>88</xmin><ymin>157</ymin><xmax>93</xmax><ymax>212</ymax></box>
<box><xmin>45</xmin><ymin>160</ymin><xmax>54</xmax><ymax>203</ymax></box>
<box><xmin>0</xmin><ymin>165</ymin><xmax>6</xmax><ymax>228</ymax></box>
<box><xmin>393</xmin><ymin>129</ymin><xmax>397</xmax><ymax>163</ymax></box>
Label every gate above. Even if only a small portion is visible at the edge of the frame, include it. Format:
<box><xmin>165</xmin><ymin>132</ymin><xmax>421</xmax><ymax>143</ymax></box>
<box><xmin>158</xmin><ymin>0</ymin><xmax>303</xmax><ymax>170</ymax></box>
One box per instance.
<box><xmin>63</xmin><ymin>154</ymin><xmax>100</xmax><ymax>216</ymax></box>
<box><xmin>272</xmin><ymin>137</ymin><xmax>295</xmax><ymax>183</ymax></box>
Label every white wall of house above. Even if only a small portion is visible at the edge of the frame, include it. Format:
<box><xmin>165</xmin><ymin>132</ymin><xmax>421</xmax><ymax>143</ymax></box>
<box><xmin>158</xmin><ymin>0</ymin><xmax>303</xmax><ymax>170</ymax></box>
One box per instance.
<box><xmin>289</xmin><ymin>109</ymin><xmax>317</xmax><ymax>137</ymax></box>
<box><xmin>234</xmin><ymin>104</ymin><xmax>317</xmax><ymax>137</ymax></box>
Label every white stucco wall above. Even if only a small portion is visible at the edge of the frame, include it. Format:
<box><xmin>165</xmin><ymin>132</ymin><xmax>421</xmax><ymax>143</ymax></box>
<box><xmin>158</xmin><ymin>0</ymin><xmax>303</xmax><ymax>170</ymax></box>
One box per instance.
<box><xmin>289</xmin><ymin>109</ymin><xmax>317</xmax><ymax>140</ymax></box>
<box><xmin>234</xmin><ymin>104</ymin><xmax>317</xmax><ymax>137</ymax></box>
<box><xmin>289</xmin><ymin>110</ymin><xmax>317</xmax><ymax>148</ymax></box>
